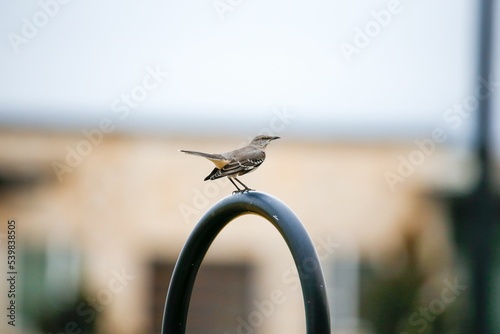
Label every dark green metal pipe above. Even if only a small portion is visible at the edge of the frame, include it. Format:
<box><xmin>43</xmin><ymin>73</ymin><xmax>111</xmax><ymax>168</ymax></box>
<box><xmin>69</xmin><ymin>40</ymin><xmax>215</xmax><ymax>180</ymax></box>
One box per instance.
<box><xmin>162</xmin><ymin>191</ymin><xmax>330</xmax><ymax>333</ymax></box>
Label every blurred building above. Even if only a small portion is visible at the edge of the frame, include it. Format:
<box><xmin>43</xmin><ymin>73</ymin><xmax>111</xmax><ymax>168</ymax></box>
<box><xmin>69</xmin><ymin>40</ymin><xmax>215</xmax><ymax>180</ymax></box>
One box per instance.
<box><xmin>0</xmin><ymin>128</ymin><xmax>481</xmax><ymax>334</ymax></box>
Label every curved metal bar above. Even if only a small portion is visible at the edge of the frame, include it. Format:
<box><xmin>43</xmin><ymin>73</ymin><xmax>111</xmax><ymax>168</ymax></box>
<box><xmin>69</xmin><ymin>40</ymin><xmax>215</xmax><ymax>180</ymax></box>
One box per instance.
<box><xmin>162</xmin><ymin>191</ymin><xmax>330</xmax><ymax>333</ymax></box>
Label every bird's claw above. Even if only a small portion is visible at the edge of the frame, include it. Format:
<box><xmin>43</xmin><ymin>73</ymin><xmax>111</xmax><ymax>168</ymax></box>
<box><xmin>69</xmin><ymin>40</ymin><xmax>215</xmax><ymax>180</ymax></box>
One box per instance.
<box><xmin>232</xmin><ymin>188</ymin><xmax>254</xmax><ymax>195</ymax></box>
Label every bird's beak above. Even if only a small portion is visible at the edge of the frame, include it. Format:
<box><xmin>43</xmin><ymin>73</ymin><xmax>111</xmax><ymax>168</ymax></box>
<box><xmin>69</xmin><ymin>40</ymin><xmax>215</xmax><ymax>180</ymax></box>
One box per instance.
<box><xmin>271</xmin><ymin>136</ymin><xmax>280</xmax><ymax>140</ymax></box>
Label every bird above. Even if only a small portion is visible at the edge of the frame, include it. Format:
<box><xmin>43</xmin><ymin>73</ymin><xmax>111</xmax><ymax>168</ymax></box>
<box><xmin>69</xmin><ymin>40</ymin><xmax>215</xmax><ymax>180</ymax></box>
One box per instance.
<box><xmin>179</xmin><ymin>135</ymin><xmax>280</xmax><ymax>193</ymax></box>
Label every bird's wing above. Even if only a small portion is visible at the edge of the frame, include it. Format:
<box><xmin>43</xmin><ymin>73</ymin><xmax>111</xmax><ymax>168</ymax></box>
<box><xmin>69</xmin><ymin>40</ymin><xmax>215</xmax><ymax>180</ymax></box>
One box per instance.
<box><xmin>208</xmin><ymin>148</ymin><xmax>265</xmax><ymax>180</ymax></box>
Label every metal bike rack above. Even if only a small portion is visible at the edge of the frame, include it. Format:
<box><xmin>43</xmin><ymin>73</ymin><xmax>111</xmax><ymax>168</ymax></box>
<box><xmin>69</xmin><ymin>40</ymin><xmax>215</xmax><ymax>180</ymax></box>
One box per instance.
<box><xmin>162</xmin><ymin>191</ymin><xmax>330</xmax><ymax>333</ymax></box>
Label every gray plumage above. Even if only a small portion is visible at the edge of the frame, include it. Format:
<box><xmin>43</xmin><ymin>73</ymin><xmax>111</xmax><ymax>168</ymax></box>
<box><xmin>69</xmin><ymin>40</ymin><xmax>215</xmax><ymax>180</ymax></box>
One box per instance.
<box><xmin>179</xmin><ymin>135</ymin><xmax>280</xmax><ymax>192</ymax></box>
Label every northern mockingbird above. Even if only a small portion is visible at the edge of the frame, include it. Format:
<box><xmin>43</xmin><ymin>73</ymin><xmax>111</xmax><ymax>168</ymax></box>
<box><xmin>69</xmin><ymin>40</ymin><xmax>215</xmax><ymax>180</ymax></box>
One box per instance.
<box><xmin>179</xmin><ymin>135</ymin><xmax>280</xmax><ymax>193</ymax></box>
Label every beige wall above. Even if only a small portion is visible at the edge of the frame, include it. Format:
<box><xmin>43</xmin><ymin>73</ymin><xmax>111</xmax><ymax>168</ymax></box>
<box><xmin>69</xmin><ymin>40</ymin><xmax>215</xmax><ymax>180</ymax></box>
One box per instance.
<box><xmin>0</xmin><ymin>129</ymin><xmax>471</xmax><ymax>333</ymax></box>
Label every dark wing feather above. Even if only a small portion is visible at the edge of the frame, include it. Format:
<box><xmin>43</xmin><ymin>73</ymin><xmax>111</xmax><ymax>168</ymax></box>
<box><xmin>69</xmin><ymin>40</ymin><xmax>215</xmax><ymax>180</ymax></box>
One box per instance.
<box><xmin>204</xmin><ymin>167</ymin><xmax>220</xmax><ymax>181</ymax></box>
<box><xmin>206</xmin><ymin>149</ymin><xmax>266</xmax><ymax>180</ymax></box>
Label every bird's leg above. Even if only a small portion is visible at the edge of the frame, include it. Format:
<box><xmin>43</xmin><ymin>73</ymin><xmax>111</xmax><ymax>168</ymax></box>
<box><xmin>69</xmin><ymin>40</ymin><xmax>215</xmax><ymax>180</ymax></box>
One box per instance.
<box><xmin>234</xmin><ymin>177</ymin><xmax>254</xmax><ymax>192</ymax></box>
<box><xmin>229</xmin><ymin>178</ymin><xmax>243</xmax><ymax>194</ymax></box>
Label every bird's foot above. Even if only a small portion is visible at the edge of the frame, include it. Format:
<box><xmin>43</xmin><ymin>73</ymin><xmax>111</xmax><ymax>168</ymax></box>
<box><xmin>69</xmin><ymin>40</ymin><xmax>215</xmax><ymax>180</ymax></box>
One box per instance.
<box><xmin>232</xmin><ymin>188</ymin><xmax>254</xmax><ymax>195</ymax></box>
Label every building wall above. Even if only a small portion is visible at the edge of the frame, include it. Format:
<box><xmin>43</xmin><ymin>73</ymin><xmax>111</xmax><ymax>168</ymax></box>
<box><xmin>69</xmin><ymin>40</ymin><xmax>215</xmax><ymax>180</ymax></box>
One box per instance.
<box><xmin>0</xmin><ymin>129</ymin><xmax>470</xmax><ymax>334</ymax></box>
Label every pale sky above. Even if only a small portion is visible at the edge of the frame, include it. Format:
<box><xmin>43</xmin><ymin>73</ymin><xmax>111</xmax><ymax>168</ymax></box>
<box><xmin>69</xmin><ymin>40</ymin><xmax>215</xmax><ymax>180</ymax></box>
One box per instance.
<box><xmin>0</xmin><ymin>0</ymin><xmax>498</xmax><ymax>152</ymax></box>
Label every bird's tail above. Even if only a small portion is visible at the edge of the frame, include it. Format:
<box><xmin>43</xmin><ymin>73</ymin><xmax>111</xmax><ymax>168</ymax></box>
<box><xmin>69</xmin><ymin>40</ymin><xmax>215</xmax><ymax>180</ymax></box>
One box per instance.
<box><xmin>178</xmin><ymin>149</ymin><xmax>223</xmax><ymax>160</ymax></box>
<box><xmin>179</xmin><ymin>150</ymin><xmax>229</xmax><ymax>168</ymax></box>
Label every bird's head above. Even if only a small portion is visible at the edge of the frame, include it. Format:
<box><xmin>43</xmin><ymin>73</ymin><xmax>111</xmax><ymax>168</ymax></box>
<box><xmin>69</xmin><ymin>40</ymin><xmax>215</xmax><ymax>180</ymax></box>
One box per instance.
<box><xmin>250</xmin><ymin>135</ymin><xmax>280</xmax><ymax>148</ymax></box>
